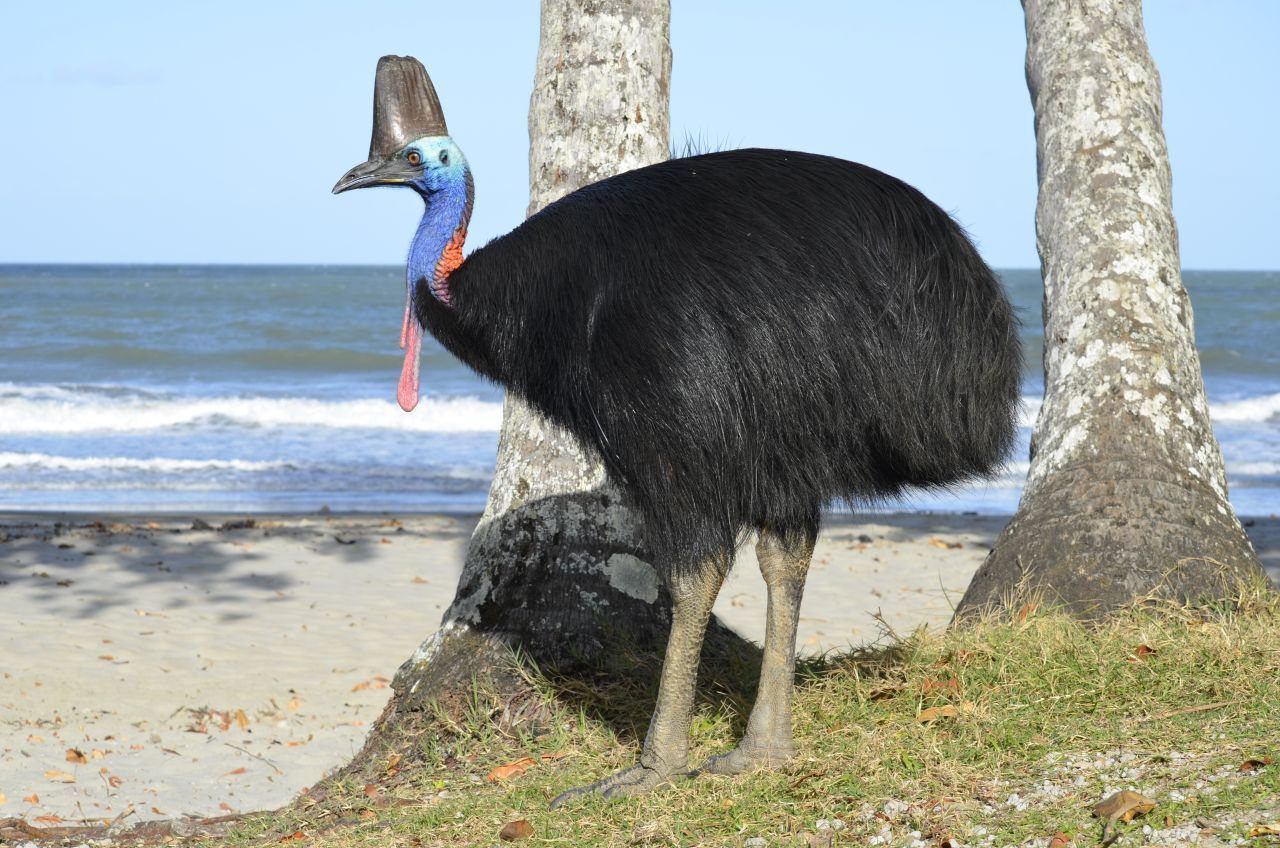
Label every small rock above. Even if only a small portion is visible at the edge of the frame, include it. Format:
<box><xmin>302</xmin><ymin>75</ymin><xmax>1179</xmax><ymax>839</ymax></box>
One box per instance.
<box><xmin>190</xmin><ymin>518</ymin><xmax>213</xmax><ymax>531</ymax></box>
<box><xmin>745</xmin><ymin>838</ymin><xmax>768</xmax><ymax>848</ymax></box>
<box><xmin>882</xmin><ymin>799</ymin><xmax>910</xmax><ymax>820</ymax></box>
<box><xmin>219</xmin><ymin>518</ymin><xmax>255</xmax><ymax>531</ymax></box>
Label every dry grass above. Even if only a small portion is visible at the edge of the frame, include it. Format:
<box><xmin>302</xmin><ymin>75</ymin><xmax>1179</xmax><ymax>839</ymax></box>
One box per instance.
<box><xmin>200</xmin><ymin>582</ymin><xmax>1280</xmax><ymax>847</ymax></box>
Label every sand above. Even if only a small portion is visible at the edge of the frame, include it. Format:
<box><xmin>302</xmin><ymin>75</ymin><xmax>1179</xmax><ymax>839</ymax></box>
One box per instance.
<box><xmin>1</xmin><ymin>511</ymin><xmax>1276</xmax><ymax>827</ymax></box>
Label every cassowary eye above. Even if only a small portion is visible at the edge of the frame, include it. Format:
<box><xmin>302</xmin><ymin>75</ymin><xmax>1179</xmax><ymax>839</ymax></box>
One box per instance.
<box><xmin>439</xmin><ymin>150</ymin><xmax>450</xmax><ymax>165</ymax></box>
<box><xmin>406</xmin><ymin>150</ymin><xmax>422</xmax><ymax>166</ymax></box>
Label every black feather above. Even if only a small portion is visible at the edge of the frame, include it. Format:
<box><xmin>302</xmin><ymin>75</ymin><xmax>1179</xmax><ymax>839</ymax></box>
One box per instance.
<box><xmin>417</xmin><ymin>148</ymin><xmax>1021</xmax><ymax>572</ymax></box>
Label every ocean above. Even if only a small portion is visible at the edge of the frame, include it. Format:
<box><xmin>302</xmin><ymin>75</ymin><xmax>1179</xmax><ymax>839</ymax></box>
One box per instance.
<box><xmin>1</xmin><ymin>265</ymin><xmax>1277</xmax><ymax>516</ymax></box>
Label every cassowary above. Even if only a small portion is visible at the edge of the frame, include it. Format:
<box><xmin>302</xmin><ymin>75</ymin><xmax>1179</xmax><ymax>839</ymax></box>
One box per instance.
<box><xmin>335</xmin><ymin>56</ymin><xmax>1020</xmax><ymax>806</ymax></box>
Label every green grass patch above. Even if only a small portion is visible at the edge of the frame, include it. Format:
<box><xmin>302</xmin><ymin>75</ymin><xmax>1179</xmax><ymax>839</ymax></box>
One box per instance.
<box><xmin>203</xmin><ymin>588</ymin><xmax>1280</xmax><ymax>847</ymax></box>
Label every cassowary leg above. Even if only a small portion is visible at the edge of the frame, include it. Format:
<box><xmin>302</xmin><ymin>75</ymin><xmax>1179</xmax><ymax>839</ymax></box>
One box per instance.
<box><xmin>700</xmin><ymin>524</ymin><xmax>815</xmax><ymax>775</ymax></box>
<box><xmin>549</xmin><ymin>554</ymin><xmax>728</xmax><ymax>808</ymax></box>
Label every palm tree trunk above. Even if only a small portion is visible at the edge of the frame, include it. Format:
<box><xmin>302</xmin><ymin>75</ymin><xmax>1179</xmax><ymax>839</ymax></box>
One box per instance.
<box><xmin>955</xmin><ymin>0</ymin><xmax>1265</xmax><ymax>618</ymax></box>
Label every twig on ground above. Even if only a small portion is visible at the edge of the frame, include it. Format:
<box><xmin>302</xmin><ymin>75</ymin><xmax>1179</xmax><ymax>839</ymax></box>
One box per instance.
<box><xmin>1144</xmin><ymin>699</ymin><xmax>1240</xmax><ymax>722</ymax></box>
<box><xmin>225</xmin><ymin>741</ymin><xmax>284</xmax><ymax>774</ymax></box>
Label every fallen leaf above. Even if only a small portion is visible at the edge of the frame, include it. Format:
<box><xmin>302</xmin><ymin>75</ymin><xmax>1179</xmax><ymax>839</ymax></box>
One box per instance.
<box><xmin>0</xmin><ymin>793</ymin><xmax>5</xmax><ymax>804</ymax></box>
<box><xmin>386</xmin><ymin>752</ymin><xmax>401</xmax><ymax>773</ymax></box>
<box><xmin>721</xmin><ymin>798</ymin><xmax>734</xmax><ymax>810</ymax></box>
<box><xmin>97</xmin><ymin>655</ymin><xmax>115</xmax><ymax>661</ymax></box>
<box><xmin>1094</xmin><ymin>790</ymin><xmax>1156</xmax><ymax>844</ymax></box>
<box><xmin>919</xmin><ymin>705</ymin><xmax>958</xmax><ymax>721</ymax></box>
<box><xmin>234</xmin><ymin>708</ymin><xmax>250</xmax><ymax>730</ymax></box>
<box><xmin>867</xmin><ymin>682</ymin><xmax>906</xmax><ymax>700</ymax></box>
<box><xmin>286</xmin><ymin>740</ymin><xmax>307</xmax><ymax>747</ymax></box>
<box><xmin>1240</xmin><ymin>757</ymin><xmax>1273</xmax><ymax>772</ymax></box>
<box><xmin>23</xmin><ymin>793</ymin><xmax>39</xmax><ymax>804</ymax></box>
<box><xmin>224</xmin><ymin>767</ymin><xmax>247</xmax><ymax>776</ymax></box>
<box><xmin>146</xmin><ymin>521</ymin><xmax>162</xmax><ymax>529</ymax></box>
<box><xmin>1048</xmin><ymin>831</ymin><xmax>1071</xmax><ymax>848</ymax></box>
<box><xmin>151</xmin><ymin>807</ymin><xmax>165</xmax><ymax>815</ymax></box>
<box><xmin>279</xmin><ymin>830</ymin><xmax>307</xmax><ymax>842</ymax></box>
<box><xmin>44</xmin><ymin>770</ymin><xmax>75</xmax><ymax>783</ymax></box>
<box><xmin>411</xmin><ymin>575</ymin><xmax>429</xmax><ymax>584</ymax></box>
<box><xmin>1248</xmin><ymin>824</ymin><xmax>1280</xmax><ymax>838</ymax></box>
<box><xmin>927</xmin><ymin>537</ymin><xmax>962</xmax><ymax>549</ymax></box>
<box><xmin>487</xmin><ymin>757</ymin><xmax>537</xmax><ymax>782</ymax></box>
<box><xmin>34</xmin><ymin>815</ymin><xmax>63</xmax><ymax>824</ymax></box>
<box><xmin>363</xmin><ymin>783</ymin><xmax>379</xmax><ymax>798</ymax></box>
<box><xmin>219</xmin><ymin>802</ymin><xmax>234</xmax><ymax>812</ymax></box>
<box><xmin>26</xmin><ymin>734</ymin><xmax>45</xmax><ymax>744</ymax></box>
<box><xmin>1093</xmin><ymin>791</ymin><xmax>1156</xmax><ymax>822</ymax></box>
<box><xmin>108</xmin><ymin>775</ymin><xmax>124</xmax><ymax>788</ymax></box>
<box><xmin>286</xmin><ymin>697</ymin><xmax>301</xmax><ymax>711</ymax></box>
<box><xmin>918</xmin><ymin>702</ymin><xmax>975</xmax><ymax>722</ymax></box>
<box><xmin>358</xmin><ymin>809</ymin><xmax>376</xmax><ymax>820</ymax></box>
<box><xmin>91</xmin><ymin>749</ymin><xmax>107</xmax><ymax>760</ymax></box>
<box><xmin>922</xmin><ymin>677</ymin><xmax>961</xmax><ymax>694</ymax></box>
<box><xmin>500</xmin><ymin>819</ymin><xmax>534</xmax><ymax>841</ymax></box>
<box><xmin>65</xmin><ymin>747</ymin><xmax>88</xmax><ymax>764</ymax></box>
<box><xmin>379</xmin><ymin>537</ymin><xmax>391</xmax><ymax>544</ymax></box>
<box><xmin>1015</xmin><ymin>602</ymin><xmax>1038</xmax><ymax>622</ymax></box>
<box><xmin>1133</xmin><ymin>644</ymin><xmax>1156</xmax><ymax>657</ymax></box>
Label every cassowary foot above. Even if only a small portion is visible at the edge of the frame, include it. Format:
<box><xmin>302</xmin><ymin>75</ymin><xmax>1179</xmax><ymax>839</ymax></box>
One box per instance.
<box><xmin>697</xmin><ymin>739</ymin><xmax>797</xmax><ymax>776</ymax></box>
<box><xmin>549</xmin><ymin>762</ymin><xmax>686</xmax><ymax>808</ymax></box>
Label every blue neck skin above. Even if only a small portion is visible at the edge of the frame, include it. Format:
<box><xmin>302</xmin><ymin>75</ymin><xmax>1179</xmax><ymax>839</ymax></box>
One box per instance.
<box><xmin>405</xmin><ymin>140</ymin><xmax>474</xmax><ymax>305</ymax></box>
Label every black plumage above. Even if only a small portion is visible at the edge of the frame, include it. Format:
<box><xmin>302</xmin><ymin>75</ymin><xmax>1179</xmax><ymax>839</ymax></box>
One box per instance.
<box><xmin>419</xmin><ymin>148</ymin><xmax>1021</xmax><ymax>570</ymax></box>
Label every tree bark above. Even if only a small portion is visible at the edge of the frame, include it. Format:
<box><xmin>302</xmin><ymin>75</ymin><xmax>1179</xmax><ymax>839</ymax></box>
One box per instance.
<box><xmin>336</xmin><ymin>0</ymin><xmax>752</xmax><ymax>777</ymax></box>
<box><xmin>955</xmin><ymin>0</ymin><xmax>1265</xmax><ymax>619</ymax></box>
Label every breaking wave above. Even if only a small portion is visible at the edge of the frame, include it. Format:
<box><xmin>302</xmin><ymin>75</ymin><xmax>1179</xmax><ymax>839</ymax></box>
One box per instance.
<box><xmin>0</xmin><ymin>383</ymin><xmax>503</xmax><ymax>434</ymax></box>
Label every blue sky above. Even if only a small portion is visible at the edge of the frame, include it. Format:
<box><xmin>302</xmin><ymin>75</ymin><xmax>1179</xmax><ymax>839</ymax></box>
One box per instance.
<box><xmin>2</xmin><ymin>2</ymin><xmax>1276</xmax><ymax>269</ymax></box>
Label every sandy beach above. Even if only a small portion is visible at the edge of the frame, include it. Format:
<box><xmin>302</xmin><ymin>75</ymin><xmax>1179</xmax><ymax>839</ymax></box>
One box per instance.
<box><xmin>2</xmin><ymin>511</ymin><xmax>1276</xmax><ymax>828</ymax></box>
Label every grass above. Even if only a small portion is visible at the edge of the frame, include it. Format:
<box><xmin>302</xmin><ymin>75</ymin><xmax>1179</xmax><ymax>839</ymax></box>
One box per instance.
<box><xmin>199</xmin><ymin>586</ymin><xmax>1280</xmax><ymax>847</ymax></box>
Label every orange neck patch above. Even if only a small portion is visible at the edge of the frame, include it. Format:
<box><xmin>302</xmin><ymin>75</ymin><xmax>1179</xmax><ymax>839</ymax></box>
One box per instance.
<box><xmin>431</xmin><ymin>227</ymin><xmax>467</xmax><ymax>304</ymax></box>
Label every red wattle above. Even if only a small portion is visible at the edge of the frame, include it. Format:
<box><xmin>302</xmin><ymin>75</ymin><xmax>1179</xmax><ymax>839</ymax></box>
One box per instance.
<box><xmin>398</xmin><ymin>317</ymin><xmax>421</xmax><ymax>412</ymax></box>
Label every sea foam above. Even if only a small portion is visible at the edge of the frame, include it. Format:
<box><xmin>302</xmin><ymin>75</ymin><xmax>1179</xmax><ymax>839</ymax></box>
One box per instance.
<box><xmin>0</xmin><ymin>384</ymin><xmax>503</xmax><ymax>434</ymax></box>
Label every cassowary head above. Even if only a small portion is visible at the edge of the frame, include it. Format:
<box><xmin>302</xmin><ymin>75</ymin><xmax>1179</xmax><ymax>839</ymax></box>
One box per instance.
<box><xmin>333</xmin><ymin>56</ymin><xmax>473</xmax><ymax>412</ymax></box>
<box><xmin>332</xmin><ymin>55</ymin><xmax>468</xmax><ymax>197</ymax></box>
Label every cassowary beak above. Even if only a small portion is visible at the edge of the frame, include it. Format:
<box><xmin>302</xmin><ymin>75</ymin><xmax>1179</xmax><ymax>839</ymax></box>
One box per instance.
<box><xmin>332</xmin><ymin>157</ymin><xmax>418</xmax><ymax>194</ymax></box>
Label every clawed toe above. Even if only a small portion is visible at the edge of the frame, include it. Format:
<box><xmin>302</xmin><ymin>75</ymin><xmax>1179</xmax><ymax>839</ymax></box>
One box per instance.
<box><xmin>697</xmin><ymin>743</ymin><xmax>796</xmax><ymax>776</ymax></box>
<box><xmin>549</xmin><ymin>763</ymin><xmax>685</xmax><ymax>808</ymax></box>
